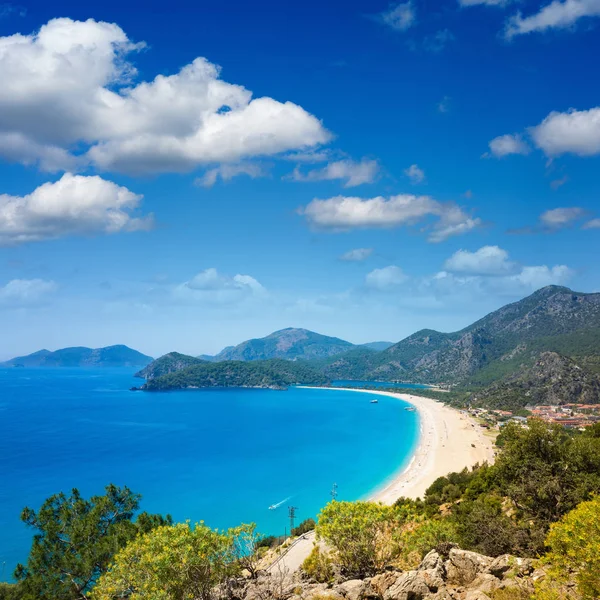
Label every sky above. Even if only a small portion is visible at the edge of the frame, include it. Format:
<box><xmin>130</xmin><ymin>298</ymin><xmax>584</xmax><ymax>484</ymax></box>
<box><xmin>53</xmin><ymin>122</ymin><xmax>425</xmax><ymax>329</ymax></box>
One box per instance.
<box><xmin>0</xmin><ymin>0</ymin><xmax>599</xmax><ymax>359</ymax></box>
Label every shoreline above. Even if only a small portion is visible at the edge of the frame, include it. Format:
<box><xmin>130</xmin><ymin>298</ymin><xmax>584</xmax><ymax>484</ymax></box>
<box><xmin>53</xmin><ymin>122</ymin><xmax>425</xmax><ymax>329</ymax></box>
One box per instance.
<box><xmin>300</xmin><ymin>386</ymin><xmax>496</xmax><ymax>504</ymax></box>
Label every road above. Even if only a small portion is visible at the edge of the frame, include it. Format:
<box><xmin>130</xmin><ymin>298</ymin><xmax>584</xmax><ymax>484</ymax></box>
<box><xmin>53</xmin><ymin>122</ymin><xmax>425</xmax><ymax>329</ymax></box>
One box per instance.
<box><xmin>267</xmin><ymin>531</ymin><xmax>317</xmax><ymax>576</ymax></box>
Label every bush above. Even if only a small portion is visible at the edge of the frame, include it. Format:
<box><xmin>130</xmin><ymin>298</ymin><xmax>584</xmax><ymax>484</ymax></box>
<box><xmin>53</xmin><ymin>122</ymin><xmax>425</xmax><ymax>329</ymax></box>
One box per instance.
<box><xmin>0</xmin><ymin>584</ymin><xmax>21</xmax><ymax>600</ymax></box>
<box><xmin>92</xmin><ymin>522</ymin><xmax>242</xmax><ymax>600</ymax></box>
<box><xmin>292</xmin><ymin>518</ymin><xmax>315</xmax><ymax>537</ymax></box>
<box><xmin>316</xmin><ymin>501</ymin><xmax>402</xmax><ymax>577</ymax></box>
<box><xmin>544</xmin><ymin>495</ymin><xmax>600</xmax><ymax>600</ymax></box>
<box><xmin>398</xmin><ymin>517</ymin><xmax>459</xmax><ymax>567</ymax></box>
<box><xmin>301</xmin><ymin>546</ymin><xmax>334</xmax><ymax>583</ymax></box>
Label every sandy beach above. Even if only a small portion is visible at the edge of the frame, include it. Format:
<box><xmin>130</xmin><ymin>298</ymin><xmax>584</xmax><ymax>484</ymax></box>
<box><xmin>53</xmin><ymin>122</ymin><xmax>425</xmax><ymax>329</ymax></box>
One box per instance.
<box><xmin>302</xmin><ymin>387</ymin><xmax>496</xmax><ymax>504</ymax></box>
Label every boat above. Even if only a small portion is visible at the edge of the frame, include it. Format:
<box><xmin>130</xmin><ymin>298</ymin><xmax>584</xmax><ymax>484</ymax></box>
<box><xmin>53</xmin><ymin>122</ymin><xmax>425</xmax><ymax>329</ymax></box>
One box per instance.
<box><xmin>405</xmin><ymin>407</ymin><xmax>416</xmax><ymax>411</ymax></box>
<box><xmin>370</xmin><ymin>399</ymin><xmax>378</xmax><ymax>404</ymax></box>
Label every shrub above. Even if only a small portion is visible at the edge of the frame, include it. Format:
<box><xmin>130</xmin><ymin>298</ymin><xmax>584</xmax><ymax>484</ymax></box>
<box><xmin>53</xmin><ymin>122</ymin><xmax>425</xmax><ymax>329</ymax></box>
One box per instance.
<box><xmin>399</xmin><ymin>517</ymin><xmax>459</xmax><ymax>567</ymax></box>
<box><xmin>92</xmin><ymin>522</ymin><xmax>241</xmax><ymax>600</ymax></box>
<box><xmin>316</xmin><ymin>501</ymin><xmax>401</xmax><ymax>577</ymax></box>
<box><xmin>301</xmin><ymin>546</ymin><xmax>334</xmax><ymax>583</ymax></box>
<box><xmin>292</xmin><ymin>518</ymin><xmax>315</xmax><ymax>537</ymax></box>
<box><xmin>544</xmin><ymin>495</ymin><xmax>600</xmax><ymax>600</ymax></box>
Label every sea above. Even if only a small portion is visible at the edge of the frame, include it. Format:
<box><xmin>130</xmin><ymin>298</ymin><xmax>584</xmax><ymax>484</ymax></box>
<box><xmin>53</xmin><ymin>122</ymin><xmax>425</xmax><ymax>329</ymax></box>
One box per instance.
<box><xmin>0</xmin><ymin>368</ymin><xmax>419</xmax><ymax>581</ymax></box>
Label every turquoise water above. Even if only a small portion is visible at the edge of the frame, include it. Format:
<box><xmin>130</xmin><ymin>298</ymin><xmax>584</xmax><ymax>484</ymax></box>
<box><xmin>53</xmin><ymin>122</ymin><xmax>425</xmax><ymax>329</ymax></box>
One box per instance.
<box><xmin>0</xmin><ymin>368</ymin><xmax>419</xmax><ymax>581</ymax></box>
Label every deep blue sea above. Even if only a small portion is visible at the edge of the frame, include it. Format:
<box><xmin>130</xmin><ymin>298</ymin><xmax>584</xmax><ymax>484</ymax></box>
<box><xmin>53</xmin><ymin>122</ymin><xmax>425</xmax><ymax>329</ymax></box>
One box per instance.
<box><xmin>0</xmin><ymin>368</ymin><xmax>419</xmax><ymax>581</ymax></box>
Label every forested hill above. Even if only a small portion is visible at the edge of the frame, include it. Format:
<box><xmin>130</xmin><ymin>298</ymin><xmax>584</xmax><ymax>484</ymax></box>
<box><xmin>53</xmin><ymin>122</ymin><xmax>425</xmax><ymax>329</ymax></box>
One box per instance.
<box><xmin>135</xmin><ymin>352</ymin><xmax>205</xmax><ymax>380</ymax></box>
<box><xmin>139</xmin><ymin>359</ymin><xmax>328</xmax><ymax>391</ymax></box>
<box><xmin>2</xmin><ymin>345</ymin><xmax>153</xmax><ymax>368</ymax></box>
<box><xmin>208</xmin><ymin>328</ymin><xmax>354</xmax><ymax>361</ymax></box>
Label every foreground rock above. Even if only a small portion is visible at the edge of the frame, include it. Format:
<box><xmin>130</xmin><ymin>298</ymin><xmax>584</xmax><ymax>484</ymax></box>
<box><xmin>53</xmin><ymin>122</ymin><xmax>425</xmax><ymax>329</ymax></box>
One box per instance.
<box><xmin>235</xmin><ymin>548</ymin><xmax>540</xmax><ymax>600</ymax></box>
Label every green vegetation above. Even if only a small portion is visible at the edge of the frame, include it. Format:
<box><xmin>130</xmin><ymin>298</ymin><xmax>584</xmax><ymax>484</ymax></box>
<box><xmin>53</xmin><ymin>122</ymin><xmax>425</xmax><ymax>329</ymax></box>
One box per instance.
<box><xmin>301</xmin><ymin>547</ymin><xmax>334</xmax><ymax>583</ymax></box>
<box><xmin>292</xmin><ymin>517</ymin><xmax>315</xmax><ymax>536</ymax></box>
<box><xmin>142</xmin><ymin>359</ymin><xmax>328</xmax><ymax>390</ymax></box>
<box><xmin>91</xmin><ymin>522</ymin><xmax>248</xmax><ymax>600</ymax></box>
<box><xmin>135</xmin><ymin>351</ymin><xmax>205</xmax><ymax>380</ymax></box>
<box><xmin>315</xmin><ymin>501</ymin><xmax>402</xmax><ymax>576</ymax></box>
<box><xmin>13</xmin><ymin>485</ymin><xmax>171</xmax><ymax>600</ymax></box>
<box><xmin>544</xmin><ymin>495</ymin><xmax>600</xmax><ymax>600</ymax></box>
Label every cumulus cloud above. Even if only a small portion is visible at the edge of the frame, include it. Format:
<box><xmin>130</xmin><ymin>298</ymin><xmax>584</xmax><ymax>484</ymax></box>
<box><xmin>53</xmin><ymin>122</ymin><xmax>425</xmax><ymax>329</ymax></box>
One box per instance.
<box><xmin>298</xmin><ymin>194</ymin><xmax>481</xmax><ymax>242</ymax></box>
<box><xmin>340</xmin><ymin>248</ymin><xmax>374</xmax><ymax>262</ymax></box>
<box><xmin>582</xmin><ymin>218</ymin><xmax>600</xmax><ymax>229</ymax></box>
<box><xmin>507</xmin><ymin>265</ymin><xmax>573</xmax><ymax>289</ymax></box>
<box><xmin>289</xmin><ymin>158</ymin><xmax>379</xmax><ymax>188</ymax></box>
<box><xmin>0</xmin><ymin>173</ymin><xmax>152</xmax><ymax>245</ymax></box>
<box><xmin>0</xmin><ymin>278</ymin><xmax>57</xmax><ymax>307</ymax></box>
<box><xmin>366</xmin><ymin>266</ymin><xmax>408</xmax><ymax>290</ymax></box>
<box><xmin>378</xmin><ymin>1</ymin><xmax>416</xmax><ymax>31</ymax></box>
<box><xmin>504</xmin><ymin>0</ymin><xmax>600</xmax><ymax>38</ymax></box>
<box><xmin>173</xmin><ymin>268</ymin><xmax>266</xmax><ymax>305</ymax></box>
<box><xmin>540</xmin><ymin>207</ymin><xmax>587</xmax><ymax>229</ymax></box>
<box><xmin>404</xmin><ymin>164</ymin><xmax>425</xmax><ymax>184</ymax></box>
<box><xmin>195</xmin><ymin>163</ymin><xmax>266</xmax><ymax>187</ymax></box>
<box><xmin>529</xmin><ymin>107</ymin><xmax>600</xmax><ymax>157</ymax></box>
<box><xmin>0</xmin><ymin>18</ymin><xmax>330</xmax><ymax>175</ymax></box>
<box><xmin>444</xmin><ymin>246</ymin><xmax>517</xmax><ymax>275</ymax></box>
<box><xmin>486</xmin><ymin>134</ymin><xmax>531</xmax><ymax>157</ymax></box>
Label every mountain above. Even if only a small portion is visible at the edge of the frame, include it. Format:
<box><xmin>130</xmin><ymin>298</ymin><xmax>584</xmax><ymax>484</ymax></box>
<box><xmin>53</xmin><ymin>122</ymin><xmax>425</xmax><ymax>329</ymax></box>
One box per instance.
<box><xmin>2</xmin><ymin>345</ymin><xmax>153</xmax><ymax>368</ymax></box>
<box><xmin>471</xmin><ymin>351</ymin><xmax>600</xmax><ymax>410</ymax></box>
<box><xmin>211</xmin><ymin>328</ymin><xmax>354</xmax><ymax>362</ymax></box>
<box><xmin>139</xmin><ymin>359</ymin><xmax>328</xmax><ymax>391</ymax></box>
<box><xmin>135</xmin><ymin>352</ymin><xmax>205</xmax><ymax>380</ymax></box>
<box><xmin>325</xmin><ymin>286</ymin><xmax>600</xmax><ymax>385</ymax></box>
<box><xmin>360</xmin><ymin>341</ymin><xmax>394</xmax><ymax>351</ymax></box>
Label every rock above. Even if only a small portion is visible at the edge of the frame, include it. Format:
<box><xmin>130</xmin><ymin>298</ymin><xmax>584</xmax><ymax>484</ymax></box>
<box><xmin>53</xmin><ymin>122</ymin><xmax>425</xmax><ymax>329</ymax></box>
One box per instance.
<box><xmin>467</xmin><ymin>574</ymin><xmax>500</xmax><ymax>595</ymax></box>
<box><xmin>487</xmin><ymin>555</ymin><xmax>534</xmax><ymax>579</ymax></box>
<box><xmin>384</xmin><ymin>571</ymin><xmax>431</xmax><ymax>600</ymax></box>
<box><xmin>337</xmin><ymin>580</ymin><xmax>366</xmax><ymax>600</ymax></box>
<box><xmin>420</xmin><ymin>551</ymin><xmax>443</xmax><ymax>572</ymax></box>
<box><xmin>446</xmin><ymin>550</ymin><xmax>493</xmax><ymax>586</ymax></box>
<box><xmin>464</xmin><ymin>592</ymin><xmax>491</xmax><ymax>600</ymax></box>
<box><xmin>304</xmin><ymin>589</ymin><xmax>344</xmax><ymax>600</ymax></box>
<box><xmin>418</xmin><ymin>550</ymin><xmax>446</xmax><ymax>591</ymax></box>
<box><xmin>370</xmin><ymin>572</ymin><xmax>401</xmax><ymax>597</ymax></box>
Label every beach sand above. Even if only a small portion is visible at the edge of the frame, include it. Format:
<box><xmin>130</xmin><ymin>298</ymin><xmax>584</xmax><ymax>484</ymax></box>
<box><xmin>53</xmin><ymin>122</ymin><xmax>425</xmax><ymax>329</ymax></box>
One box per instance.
<box><xmin>302</xmin><ymin>387</ymin><xmax>496</xmax><ymax>504</ymax></box>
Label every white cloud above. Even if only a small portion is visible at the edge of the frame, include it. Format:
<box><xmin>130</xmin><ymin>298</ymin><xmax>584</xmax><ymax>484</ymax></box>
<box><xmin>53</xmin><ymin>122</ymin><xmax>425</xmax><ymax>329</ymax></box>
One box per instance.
<box><xmin>340</xmin><ymin>248</ymin><xmax>374</xmax><ymax>262</ymax></box>
<box><xmin>505</xmin><ymin>0</ymin><xmax>600</xmax><ymax>38</ymax></box>
<box><xmin>378</xmin><ymin>1</ymin><xmax>416</xmax><ymax>31</ymax></box>
<box><xmin>583</xmin><ymin>218</ymin><xmax>600</xmax><ymax>229</ymax></box>
<box><xmin>0</xmin><ymin>18</ymin><xmax>330</xmax><ymax>175</ymax></box>
<box><xmin>0</xmin><ymin>278</ymin><xmax>57</xmax><ymax>307</ymax></box>
<box><xmin>299</xmin><ymin>194</ymin><xmax>481</xmax><ymax>242</ymax></box>
<box><xmin>423</xmin><ymin>29</ymin><xmax>455</xmax><ymax>53</ymax></box>
<box><xmin>540</xmin><ymin>207</ymin><xmax>586</xmax><ymax>228</ymax></box>
<box><xmin>404</xmin><ymin>164</ymin><xmax>425</xmax><ymax>184</ymax></box>
<box><xmin>529</xmin><ymin>107</ymin><xmax>600</xmax><ymax>156</ymax></box>
<box><xmin>444</xmin><ymin>246</ymin><xmax>517</xmax><ymax>275</ymax></box>
<box><xmin>0</xmin><ymin>173</ymin><xmax>152</xmax><ymax>245</ymax></box>
<box><xmin>195</xmin><ymin>163</ymin><xmax>266</xmax><ymax>187</ymax></box>
<box><xmin>460</xmin><ymin>0</ymin><xmax>508</xmax><ymax>5</ymax></box>
<box><xmin>289</xmin><ymin>158</ymin><xmax>379</xmax><ymax>187</ymax></box>
<box><xmin>173</xmin><ymin>268</ymin><xmax>266</xmax><ymax>305</ymax></box>
<box><xmin>507</xmin><ymin>265</ymin><xmax>573</xmax><ymax>289</ymax></box>
<box><xmin>366</xmin><ymin>266</ymin><xmax>408</xmax><ymax>290</ymax></box>
<box><xmin>486</xmin><ymin>134</ymin><xmax>531</xmax><ymax>157</ymax></box>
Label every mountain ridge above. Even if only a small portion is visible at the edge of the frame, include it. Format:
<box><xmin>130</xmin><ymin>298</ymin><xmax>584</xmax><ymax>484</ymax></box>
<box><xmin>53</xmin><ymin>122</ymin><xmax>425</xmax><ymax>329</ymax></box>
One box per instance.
<box><xmin>2</xmin><ymin>345</ymin><xmax>153</xmax><ymax>368</ymax></box>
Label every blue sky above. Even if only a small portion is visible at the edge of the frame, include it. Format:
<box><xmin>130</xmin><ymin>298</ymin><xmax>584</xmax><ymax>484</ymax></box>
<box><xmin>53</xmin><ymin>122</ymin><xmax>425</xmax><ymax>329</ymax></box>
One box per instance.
<box><xmin>0</xmin><ymin>0</ymin><xmax>599</xmax><ymax>359</ymax></box>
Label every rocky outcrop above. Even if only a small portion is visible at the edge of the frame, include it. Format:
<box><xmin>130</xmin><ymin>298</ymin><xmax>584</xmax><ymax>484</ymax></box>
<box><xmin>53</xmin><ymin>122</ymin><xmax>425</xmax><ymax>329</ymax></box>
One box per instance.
<box><xmin>237</xmin><ymin>548</ymin><xmax>540</xmax><ymax>600</ymax></box>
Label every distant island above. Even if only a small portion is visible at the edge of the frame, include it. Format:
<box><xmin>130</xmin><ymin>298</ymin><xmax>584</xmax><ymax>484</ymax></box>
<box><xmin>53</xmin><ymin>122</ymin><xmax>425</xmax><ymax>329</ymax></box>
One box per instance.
<box><xmin>1</xmin><ymin>345</ymin><xmax>153</xmax><ymax>368</ymax></box>
<box><xmin>134</xmin><ymin>286</ymin><xmax>600</xmax><ymax>407</ymax></box>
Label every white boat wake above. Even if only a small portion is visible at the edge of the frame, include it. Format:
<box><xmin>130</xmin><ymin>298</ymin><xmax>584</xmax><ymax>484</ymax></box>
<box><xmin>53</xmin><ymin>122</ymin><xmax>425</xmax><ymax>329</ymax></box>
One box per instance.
<box><xmin>268</xmin><ymin>496</ymin><xmax>291</xmax><ymax>510</ymax></box>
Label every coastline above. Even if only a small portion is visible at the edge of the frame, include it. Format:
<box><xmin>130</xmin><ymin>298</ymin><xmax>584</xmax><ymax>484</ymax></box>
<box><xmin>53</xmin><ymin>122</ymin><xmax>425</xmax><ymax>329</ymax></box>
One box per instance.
<box><xmin>300</xmin><ymin>387</ymin><xmax>496</xmax><ymax>504</ymax></box>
